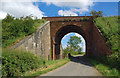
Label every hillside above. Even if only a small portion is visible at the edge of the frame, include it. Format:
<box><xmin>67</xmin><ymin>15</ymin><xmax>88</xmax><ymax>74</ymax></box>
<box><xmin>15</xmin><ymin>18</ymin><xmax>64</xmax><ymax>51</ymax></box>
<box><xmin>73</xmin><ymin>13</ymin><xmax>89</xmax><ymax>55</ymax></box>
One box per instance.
<box><xmin>94</xmin><ymin>16</ymin><xmax>120</xmax><ymax>69</ymax></box>
<box><xmin>2</xmin><ymin>14</ymin><xmax>47</xmax><ymax>48</ymax></box>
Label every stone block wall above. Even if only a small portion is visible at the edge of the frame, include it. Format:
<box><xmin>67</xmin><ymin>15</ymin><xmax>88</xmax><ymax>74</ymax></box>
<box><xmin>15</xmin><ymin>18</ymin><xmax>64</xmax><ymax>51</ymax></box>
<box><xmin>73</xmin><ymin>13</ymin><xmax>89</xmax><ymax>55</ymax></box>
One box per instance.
<box><xmin>12</xmin><ymin>21</ymin><xmax>51</xmax><ymax>60</ymax></box>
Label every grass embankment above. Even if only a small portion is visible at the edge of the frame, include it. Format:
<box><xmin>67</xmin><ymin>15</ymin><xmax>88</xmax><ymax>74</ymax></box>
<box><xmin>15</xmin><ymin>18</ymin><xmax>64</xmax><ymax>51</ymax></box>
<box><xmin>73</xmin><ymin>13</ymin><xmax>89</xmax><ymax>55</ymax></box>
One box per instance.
<box><xmin>87</xmin><ymin>16</ymin><xmax>120</xmax><ymax>76</ymax></box>
<box><xmin>2</xmin><ymin>49</ymin><xmax>70</xmax><ymax>77</ymax></box>
<box><xmin>86</xmin><ymin>58</ymin><xmax>119</xmax><ymax>76</ymax></box>
<box><xmin>2</xmin><ymin>49</ymin><xmax>46</xmax><ymax>76</ymax></box>
<box><xmin>2</xmin><ymin>14</ymin><xmax>47</xmax><ymax>48</ymax></box>
<box><xmin>1</xmin><ymin>14</ymin><xmax>70</xmax><ymax>77</ymax></box>
<box><xmin>25</xmin><ymin>58</ymin><xmax>70</xmax><ymax>76</ymax></box>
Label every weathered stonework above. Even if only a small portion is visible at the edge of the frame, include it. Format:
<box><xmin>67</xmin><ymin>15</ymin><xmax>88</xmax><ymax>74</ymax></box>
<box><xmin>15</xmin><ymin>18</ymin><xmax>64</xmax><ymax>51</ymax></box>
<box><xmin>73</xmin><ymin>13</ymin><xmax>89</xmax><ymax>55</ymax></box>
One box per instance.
<box><xmin>12</xmin><ymin>21</ymin><xmax>51</xmax><ymax>60</ymax></box>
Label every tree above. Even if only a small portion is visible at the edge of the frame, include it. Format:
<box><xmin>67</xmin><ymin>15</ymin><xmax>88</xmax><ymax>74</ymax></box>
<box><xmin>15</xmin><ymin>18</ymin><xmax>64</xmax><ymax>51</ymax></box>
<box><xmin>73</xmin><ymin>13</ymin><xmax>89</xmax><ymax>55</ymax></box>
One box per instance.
<box><xmin>90</xmin><ymin>10</ymin><xmax>103</xmax><ymax>18</ymax></box>
<box><xmin>63</xmin><ymin>36</ymin><xmax>82</xmax><ymax>55</ymax></box>
<box><xmin>63</xmin><ymin>45</ymin><xmax>70</xmax><ymax>55</ymax></box>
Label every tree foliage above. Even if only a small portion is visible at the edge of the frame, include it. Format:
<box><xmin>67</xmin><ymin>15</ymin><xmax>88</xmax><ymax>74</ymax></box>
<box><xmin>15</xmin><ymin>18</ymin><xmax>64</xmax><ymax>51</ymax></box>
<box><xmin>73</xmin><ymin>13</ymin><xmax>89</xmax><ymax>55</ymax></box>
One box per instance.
<box><xmin>90</xmin><ymin>10</ymin><xmax>103</xmax><ymax>18</ymax></box>
<box><xmin>63</xmin><ymin>36</ymin><xmax>82</xmax><ymax>55</ymax></box>
<box><xmin>2</xmin><ymin>49</ymin><xmax>46</xmax><ymax>76</ymax></box>
<box><xmin>94</xmin><ymin>16</ymin><xmax>120</xmax><ymax>69</ymax></box>
<box><xmin>67</xmin><ymin>36</ymin><xmax>82</xmax><ymax>52</ymax></box>
<box><xmin>2</xmin><ymin>14</ymin><xmax>46</xmax><ymax>48</ymax></box>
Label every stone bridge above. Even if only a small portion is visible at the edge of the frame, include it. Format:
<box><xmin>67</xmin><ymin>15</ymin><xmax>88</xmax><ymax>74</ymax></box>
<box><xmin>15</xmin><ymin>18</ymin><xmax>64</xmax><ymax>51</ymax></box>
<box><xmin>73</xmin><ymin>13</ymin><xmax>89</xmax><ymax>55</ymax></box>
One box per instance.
<box><xmin>13</xmin><ymin>16</ymin><xmax>112</xmax><ymax>60</ymax></box>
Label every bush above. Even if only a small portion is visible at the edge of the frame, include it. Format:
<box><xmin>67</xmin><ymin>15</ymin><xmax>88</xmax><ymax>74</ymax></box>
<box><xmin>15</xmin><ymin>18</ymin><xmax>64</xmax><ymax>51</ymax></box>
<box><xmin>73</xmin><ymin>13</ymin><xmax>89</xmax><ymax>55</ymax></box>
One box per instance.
<box><xmin>79</xmin><ymin>18</ymin><xmax>83</xmax><ymax>21</ymax></box>
<box><xmin>2</xmin><ymin>14</ymin><xmax>47</xmax><ymax>48</ymax></box>
<box><xmin>64</xmin><ymin>19</ymin><xmax>68</xmax><ymax>22</ymax></box>
<box><xmin>83</xmin><ymin>18</ymin><xmax>89</xmax><ymax>21</ymax></box>
<box><xmin>79</xmin><ymin>18</ymin><xmax>89</xmax><ymax>21</ymax></box>
<box><xmin>94</xmin><ymin>16</ymin><xmax>120</xmax><ymax>70</ymax></box>
<box><xmin>2</xmin><ymin>49</ymin><xmax>46</xmax><ymax>76</ymax></box>
<box><xmin>69</xmin><ymin>19</ymin><xmax>72</xmax><ymax>21</ymax></box>
<box><xmin>73</xmin><ymin>19</ymin><xmax>76</xmax><ymax>21</ymax></box>
<box><xmin>107</xmin><ymin>52</ymin><xmax>120</xmax><ymax>68</ymax></box>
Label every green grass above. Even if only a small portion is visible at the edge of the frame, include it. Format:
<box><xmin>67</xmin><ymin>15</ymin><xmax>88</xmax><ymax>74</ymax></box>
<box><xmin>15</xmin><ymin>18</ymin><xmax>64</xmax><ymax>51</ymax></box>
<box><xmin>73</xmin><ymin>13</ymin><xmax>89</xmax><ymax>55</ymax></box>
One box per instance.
<box><xmin>94</xmin><ymin>16</ymin><xmax>119</xmax><ymax>52</ymax></box>
<box><xmin>2</xmin><ymin>19</ymin><xmax>47</xmax><ymax>48</ymax></box>
<box><xmin>24</xmin><ymin>58</ymin><xmax>70</xmax><ymax>76</ymax></box>
<box><xmin>94</xmin><ymin>16</ymin><xmax>120</xmax><ymax>69</ymax></box>
<box><xmin>2</xmin><ymin>15</ymin><xmax>47</xmax><ymax>48</ymax></box>
<box><xmin>2</xmin><ymin>36</ymin><xmax>25</xmax><ymax>48</ymax></box>
<box><xmin>33</xmin><ymin>19</ymin><xmax>47</xmax><ymax>29</ymax></box>
<box><xmin>86</xmin><ymin>57</ymin><xmax>119</xmax><ymax>76</ymax></box>
<box><xmin>94</xmin><ymin>16</ymin><xmax>119</xmax><ymax>50</ymax></box>
<box><xmin>71</xmin><ymin>52</ymin><xmax>85</xmax><ymax>56</ymax></box>
<box><xmin>2</xmin><ymin>49</ymin><xmax>46</xmax><ymax>76</ymax></box>
<box><xmin>2</xmin><ymin>48</ymin><xmax>70</xmax><ymax>77</ymax></box>
<box><xmin>0</xmin><ymin>19</ymin><xmax>1</xmax><ymax>65</ymax></box>
<box><xmin>86</xmin><ymin>16</ymin><xmax>120</xmax><ymax>76</ymax></box>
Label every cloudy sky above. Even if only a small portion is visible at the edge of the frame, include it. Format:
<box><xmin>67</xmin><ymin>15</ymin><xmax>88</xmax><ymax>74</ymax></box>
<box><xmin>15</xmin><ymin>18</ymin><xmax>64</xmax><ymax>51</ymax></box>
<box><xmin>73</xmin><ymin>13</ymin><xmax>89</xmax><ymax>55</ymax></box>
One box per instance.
<box><xmin>0</xmin><ymin>0</ymin><xmax>119</xmax><ymax>19</ymax></box>
<box><xmin>0</xmin><ymin>0</ymin><xmax>119</xmax><ymax>52</ymax></box>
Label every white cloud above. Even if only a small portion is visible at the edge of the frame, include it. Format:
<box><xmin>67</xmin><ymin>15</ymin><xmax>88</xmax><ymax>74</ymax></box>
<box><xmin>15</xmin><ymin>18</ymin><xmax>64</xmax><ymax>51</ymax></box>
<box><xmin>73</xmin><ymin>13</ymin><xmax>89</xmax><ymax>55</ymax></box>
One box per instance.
<box><xmin>93</xmin><ymin>0</ymin><xmax>119</xmax><ymax>2</ymax></box>
<box><xmin>1</xmin><ymin>0</ymin><xmax>39</xmax><ymax>2</ymax></box>
<box><xmin>58</xmin><ymin>10</ymin><xmax>78</xmax><ymax>16</ymax></box>
<box><xmin>42</xmin><ymin>0</ymin><xmax>94</xmax><ymax>16</ymax></box>
<box><xmin>0</xmin><ymin>0</ymin><xmax>45</xmax><ymax>19</ymax></box>
<box><xmin>75</xmin><ymin>33</ymin><xmax>82</xmax><ymax>37</ymax></box>
<box><xmin>0</xmin><ymin>11</ymin><xmax>7</xmax><ymax>19</ymax></box>
<box><xmin>41</xmin><ymin>0</ymin><xmax>119</xmax><ymax>2</ymax></box>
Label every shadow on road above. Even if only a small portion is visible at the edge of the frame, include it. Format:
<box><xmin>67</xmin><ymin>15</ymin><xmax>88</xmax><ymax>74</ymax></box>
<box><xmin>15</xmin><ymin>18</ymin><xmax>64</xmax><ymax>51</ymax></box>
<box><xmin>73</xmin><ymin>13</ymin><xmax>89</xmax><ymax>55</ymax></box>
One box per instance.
<box><xmin>68</xmin><ymin>54</ymin><xmax>92</xmax><ymax>66</ymax></box>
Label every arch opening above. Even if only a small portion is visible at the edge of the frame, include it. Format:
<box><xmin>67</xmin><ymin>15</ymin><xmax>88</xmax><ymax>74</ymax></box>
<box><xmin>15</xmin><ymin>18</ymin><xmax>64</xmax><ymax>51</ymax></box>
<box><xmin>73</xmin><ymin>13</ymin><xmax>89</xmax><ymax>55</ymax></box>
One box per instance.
<box><xmin>53</xmin><ymin>25</ymin><xmax>88</xmax><ymax>59</ymax></box>
<box><xmin>61</xmin><ymin>32</ymin><xmax>86</xmax><ymax>57</ymax></box>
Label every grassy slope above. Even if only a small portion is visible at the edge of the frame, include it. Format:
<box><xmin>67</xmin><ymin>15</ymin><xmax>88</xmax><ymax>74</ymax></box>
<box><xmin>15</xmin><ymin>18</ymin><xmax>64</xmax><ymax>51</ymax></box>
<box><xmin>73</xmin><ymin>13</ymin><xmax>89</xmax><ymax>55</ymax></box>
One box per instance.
<box><xmin>0</xmin><ymin>19</ymin><xmax>2</xmax><ymax>48</ymax></box>
<box><xmin>2</xmin><ymin>49</ymin><xmax>70</xmax><ymax>76</ymax></box>
<box><xmin>86</xmin><ymin>16</ymin><xmax>120</xmax><ymax>76</ymax></box>
<box><xmin>0</xmin><ymin>19</ymin><xmax>1</xmax><ymax>77</ymax></box>
<box><xmin>2</xmin><ymin>18</ymin><xmax>47</xmax><ymax>48</ymax></box>
<box><xmin>2</xmin><ymin>49</ymin><xmax>46</xmax><ymax>76</ymax></box>
<box><xmin>94</xmin><ymin>16</ymin><xmax>119</xmax><ymax>52</ymax></box>
<box><xmin>25</xmin><ymin>58</ymin><xmax>70</xmax><ymax>76</ymax></box>
<box><xmin>2</xmin><ymin>17</ymin><xmax>69</xmax><ymax>76</ymax></box>
<box><xmin>86</xmin><ymin>58</ymin><xmax>119</xmax><ymax>76</ymax></box>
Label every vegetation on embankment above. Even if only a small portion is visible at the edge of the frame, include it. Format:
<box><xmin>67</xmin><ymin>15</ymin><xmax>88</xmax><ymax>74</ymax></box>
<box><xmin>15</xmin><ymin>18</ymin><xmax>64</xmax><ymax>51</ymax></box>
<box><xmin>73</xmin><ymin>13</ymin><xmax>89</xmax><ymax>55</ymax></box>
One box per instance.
<box><xmin>2</xmin><ymin>49</ymin><xmax>46</xmax><ymax>76</ymax></box>
<box><xmin>2</xmin><ymin>49</ymin><xmax>70</xmax><ymax>77</ymax></box>
<box><xmin>0</xmin><ymin>19</ymin><xmax>2</xmax><ymax>27</ymax></box>
<box><xmin>2</xmin><ymin>14</ymin><xmax>47</xmax><ymax>48</ymax></box>
<box><xmin>25</xmin><ymin>58</ymin><xmax>70</xmax><ymax>76</ymax></box>
<box><xmin>86</xmin><ymin>57</ymin><xmax>119</xmax><ymax>76</ymax></box>
<box><xmin>92</xmin><ymin>16</ymin><xmax>120</xmax><ymax>76</ymax></box>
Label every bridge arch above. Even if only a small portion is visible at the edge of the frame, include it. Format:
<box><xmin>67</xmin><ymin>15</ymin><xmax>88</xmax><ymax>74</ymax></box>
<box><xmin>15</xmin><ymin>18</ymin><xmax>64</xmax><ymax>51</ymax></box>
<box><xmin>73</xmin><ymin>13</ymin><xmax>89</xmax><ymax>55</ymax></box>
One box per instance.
<box><xmin>13</xmin><ymin>16</ymin><xmax>112</xmax><ymax>60</ymax></box>
<box><xmin>43</xmin><ymin>16</ymin><xmax>112</xmax><ymax>60</ymax></box>
<box><xmin>53</xmin><ymin>25</ymin><xmax>88</xmax><ymax>59</ymax></box>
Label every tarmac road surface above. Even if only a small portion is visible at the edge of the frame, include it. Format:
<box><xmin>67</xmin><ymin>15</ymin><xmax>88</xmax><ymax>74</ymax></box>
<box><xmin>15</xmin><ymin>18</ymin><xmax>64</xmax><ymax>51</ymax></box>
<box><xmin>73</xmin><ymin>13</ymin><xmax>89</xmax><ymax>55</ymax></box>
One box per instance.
<box><xmin>41</xmin><ymin>55</ymin><xmax>102</xmax><ymax>76</ymax></box>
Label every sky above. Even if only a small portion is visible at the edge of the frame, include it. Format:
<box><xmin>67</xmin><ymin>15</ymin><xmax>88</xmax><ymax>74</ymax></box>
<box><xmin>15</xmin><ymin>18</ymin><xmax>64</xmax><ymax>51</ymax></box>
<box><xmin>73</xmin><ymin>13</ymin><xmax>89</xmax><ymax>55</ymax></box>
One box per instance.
<box><xmin>0</xmin><ymin>0</ymin><xmax>119</xmax><ymax>52</ymax></box>
<box><xmin>0</xmin><ymin>0</ymin><xmax>119</xmax><ymax>19</ymax></box>
<box><xmin>61</xmin><ymin>33</ymin><xmax>86</xmax><ymax>52</ymax></box>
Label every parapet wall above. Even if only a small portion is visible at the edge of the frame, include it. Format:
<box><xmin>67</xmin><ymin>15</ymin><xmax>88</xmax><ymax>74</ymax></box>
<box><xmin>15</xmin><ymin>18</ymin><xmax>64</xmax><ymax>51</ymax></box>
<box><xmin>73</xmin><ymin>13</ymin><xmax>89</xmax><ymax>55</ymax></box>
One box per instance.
<box><xmin>12</xmin><ymin>21</ymin><xmax>51</xmax><ymax>60</ymax></box>
<box><xmin>43</xmin><ymin>16</ymin><xmax>93</xmax><ymax>21</ymax></box>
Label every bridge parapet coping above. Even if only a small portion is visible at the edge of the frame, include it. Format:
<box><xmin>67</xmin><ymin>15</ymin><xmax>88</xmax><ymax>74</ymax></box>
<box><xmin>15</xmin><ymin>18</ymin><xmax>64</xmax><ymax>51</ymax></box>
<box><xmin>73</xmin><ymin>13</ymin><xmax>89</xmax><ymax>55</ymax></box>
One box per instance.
<box><xmin>43</xmin><ymin>16</ymin><xmax>93</xmax><ymax>22</ymax></box>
